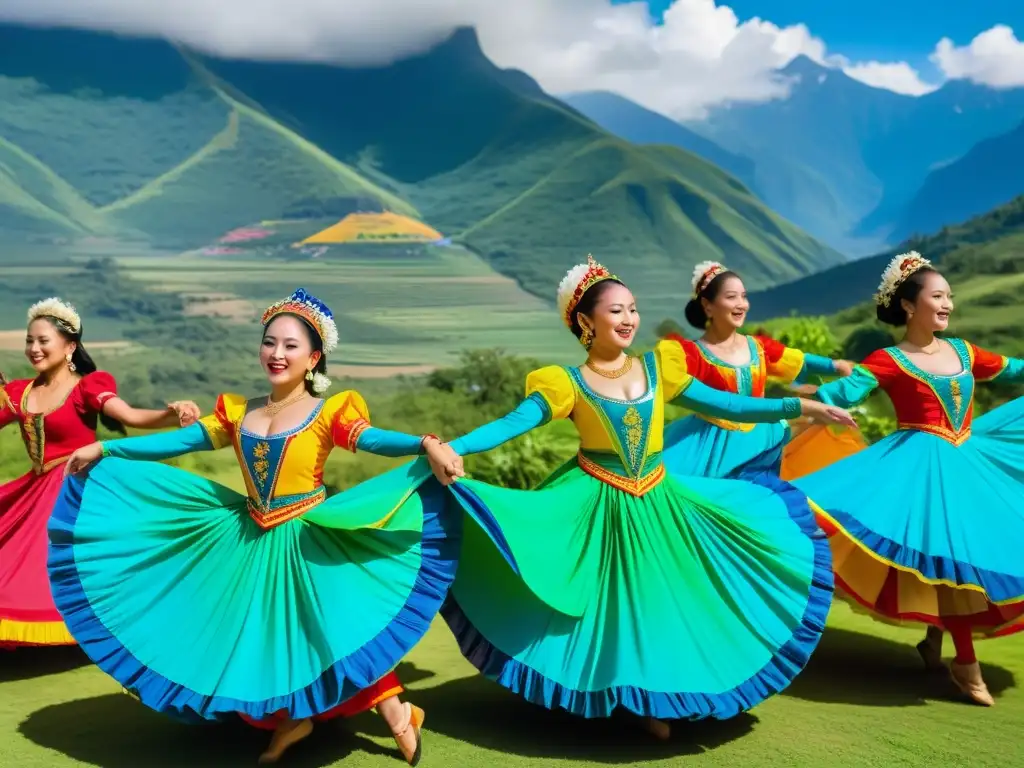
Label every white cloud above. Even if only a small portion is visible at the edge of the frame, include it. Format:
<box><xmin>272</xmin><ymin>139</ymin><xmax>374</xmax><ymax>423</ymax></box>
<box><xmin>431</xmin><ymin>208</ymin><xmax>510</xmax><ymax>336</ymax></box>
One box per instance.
<box><xmin>0</xmin><ymin>1</ymin><xmax>1019</xmax><ymax>120</ymax></box>
<box><xmin>842</xmin><ymin>61</ymin><xmax>938</xmax><ymax>96</ymax></box>
<box><xmin>932</xmin><ymin>25</ymin><xmax>1024</xmax><ymax>88</ymax></box>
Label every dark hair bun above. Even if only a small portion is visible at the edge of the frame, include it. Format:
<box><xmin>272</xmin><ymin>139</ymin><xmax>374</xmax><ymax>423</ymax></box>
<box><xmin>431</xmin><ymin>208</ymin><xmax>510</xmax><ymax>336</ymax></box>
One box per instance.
<box><xmin>875</xmin><ymin>302</ymin><xmax>908</xmax><ymax>327</ymax></box>
<box><xmin>683</xmin><ymin>298</ymin><xmax>707</xmax><ymax>329</ymax></box>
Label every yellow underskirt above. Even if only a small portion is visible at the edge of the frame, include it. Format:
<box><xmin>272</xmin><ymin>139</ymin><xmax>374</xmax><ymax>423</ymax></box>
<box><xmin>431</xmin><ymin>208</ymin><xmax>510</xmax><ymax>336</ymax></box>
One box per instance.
<box><xmin>0</xmin><ymin>618</ymin><xmax>76</xmax><ymax>646</ymax></box>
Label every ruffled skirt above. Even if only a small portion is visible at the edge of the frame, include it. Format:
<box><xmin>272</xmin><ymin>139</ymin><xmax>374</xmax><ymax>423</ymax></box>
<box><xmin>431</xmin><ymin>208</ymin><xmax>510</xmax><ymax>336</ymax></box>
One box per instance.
<box><xmin>47</xmin><ymin>457</ymin><xmax>460</xmax><ymax>721</ymax></box>
<box><xmin>440</xmin><ymin>458</ymin><xmax>833</xmax><ymax>720</ymax></box>
<box><xmin>661</xmin><ymin>415</ymin><xmax>788</xmax><ymax>478</ymax></box>
<box><xmin>793</xmin><ymin>396</ymin><xmax>1024</xmax><ymax>637</ymax></box>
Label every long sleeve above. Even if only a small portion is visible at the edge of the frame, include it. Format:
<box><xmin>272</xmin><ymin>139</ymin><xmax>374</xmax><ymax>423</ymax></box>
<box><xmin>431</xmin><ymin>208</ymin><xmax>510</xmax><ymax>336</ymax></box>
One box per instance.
<box><xmin>813</xmin><ymin>366</ymin><xmax>880</xmax><ymax>408</ymax></box>
<box><xmin>972</xmin><ymin>343</ymin><xmax>1024</xmax><ymax>384</ymax></box>
<box><xmin>448</xmin><ymin>395</ymin><xmax>549</xmax><ymax>456</ymax></box>
<box><xmin>102</xmin><ymin>422</ymin><xmax>214</xmax><ymax>461</ymax></box>
<box><xmin>796</xmin><ymin>353</ymin><xmax>839</xmax><ymax>384</ymax></box>
<box><xmin>674</xmin><ymin>377</ymin><xmax>802</xmax><ymax>422</ymax></box>
<box><xmin>355</xmin><ymin>427</ymin><xmax>427</xmax><ymax>457</ymax></box>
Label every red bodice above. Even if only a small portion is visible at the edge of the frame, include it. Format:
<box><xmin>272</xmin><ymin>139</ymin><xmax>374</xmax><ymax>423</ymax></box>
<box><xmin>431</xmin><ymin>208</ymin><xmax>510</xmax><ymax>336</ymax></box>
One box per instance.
<box><xmin>0</xmin><ymin>372</ymin><xmax>118</xmax><ymax>475</ymax></box>
<box><xmin>860</xmin><ymin>341</ymin><xmax>1007</xmax><ymax>445</ymax></box>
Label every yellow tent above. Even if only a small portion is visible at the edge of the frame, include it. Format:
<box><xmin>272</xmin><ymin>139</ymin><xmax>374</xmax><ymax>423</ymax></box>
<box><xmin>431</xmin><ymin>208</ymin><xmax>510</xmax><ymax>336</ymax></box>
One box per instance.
<box><xmin>298</xmin><ymin>212</ymin><xmax>443</xmax><ymax>245</ymax></box>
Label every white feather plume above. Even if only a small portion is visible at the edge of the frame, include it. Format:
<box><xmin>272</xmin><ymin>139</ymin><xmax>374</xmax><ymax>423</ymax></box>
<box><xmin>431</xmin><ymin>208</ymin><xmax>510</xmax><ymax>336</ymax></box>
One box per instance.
<box><xmin>557</xmin><ymin>262</ymin><xmax>595</xmax><ymax>322</ymax></box>
<box><xmin>310</xmin><ymin>372</ymin><xmax>332</xmax><ymax>395</ymax></box>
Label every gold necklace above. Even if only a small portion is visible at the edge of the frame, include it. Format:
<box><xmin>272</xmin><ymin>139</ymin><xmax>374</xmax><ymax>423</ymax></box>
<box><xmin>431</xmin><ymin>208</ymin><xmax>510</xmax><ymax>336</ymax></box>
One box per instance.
<box><xmin>265</xmin><ymin>391</ymin><xmax>307</xmax><ymax>416</ymax></box>
<box><xmin>586</xmin><ymin>356</ymin><xmax>633</xmax><ymax>379</ymax></box>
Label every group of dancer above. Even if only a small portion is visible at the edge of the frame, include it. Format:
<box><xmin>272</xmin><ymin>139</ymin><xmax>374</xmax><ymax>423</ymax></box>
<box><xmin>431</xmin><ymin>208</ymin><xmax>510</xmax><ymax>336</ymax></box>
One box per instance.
<box><xmin>1</xmin><ymin>251</ymin><xmax>1022</xmax><ymax>765</ymax></box>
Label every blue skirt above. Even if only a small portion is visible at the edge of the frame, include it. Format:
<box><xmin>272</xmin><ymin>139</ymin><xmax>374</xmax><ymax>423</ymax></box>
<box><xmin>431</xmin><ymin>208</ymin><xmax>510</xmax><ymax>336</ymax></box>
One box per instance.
<box><xmin>662</xmin><ymin>415</ymin><xmax>788</xmax><ymax>478</ymax></box>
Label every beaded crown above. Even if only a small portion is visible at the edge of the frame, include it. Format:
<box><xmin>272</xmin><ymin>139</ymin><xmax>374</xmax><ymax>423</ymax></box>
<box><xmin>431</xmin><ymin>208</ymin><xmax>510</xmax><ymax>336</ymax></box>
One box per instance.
<box><xmin>874</xmin><ymin>251</ymin><xmax>933</xmax><ymax>307</ymax></box>
<box><xmin>691</xmin><ymin>261</ymin><xmax>727</xmax><ymax>298</ymax></box>
<box><xmin>261</xmin><ymin>288</ymin><xmax>339</xmax><ymax>353</ymax></box>
<box><xmin>556</xmin><ymin>255</ymin><xmax>619</xmax><ymax>329</ymax></box>
<box><xmin>27</xmin><ymin>297</ymin><xmax>81</xmax><ymax>334</ymax></box>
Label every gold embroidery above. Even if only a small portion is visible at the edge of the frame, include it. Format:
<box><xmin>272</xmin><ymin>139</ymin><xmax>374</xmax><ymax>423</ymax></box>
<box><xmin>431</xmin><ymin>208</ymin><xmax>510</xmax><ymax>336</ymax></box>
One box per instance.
<box><xmin>252</xmin><ymin>441</ymin><xmax>270</xmax><ymax>489</ymax></box>
<box><xmin>694</xmin><ymin>413</ymin><xmax>756</xmax><ymax>432</ymax></box>
<box><xmin>951</xmin><ymin>378</ymin><xmax>962</xmax><ymax>416</ymax></box>
<box><xmin>247</xmin><ymin>488</ymin><xmax>326</xmax><ymax>529</ymax></box>
<box><xmin>623</xmin><ymin>406</ymin><xmax>642</xmax><ymax>470</ymax></box>
<box><xmin>577</xmin><ymin>453</ymin><xmax>665</xmax><ymax>497</ymax></box>
<box><xmin>21</xmin><ymin>414</ymin><xmax>44</xmax><ymax>473</ymax></box>
<box><xmin>898</xmin><ymin>422</ymin><xmax>971</xmax><ymax>447</ymax></box>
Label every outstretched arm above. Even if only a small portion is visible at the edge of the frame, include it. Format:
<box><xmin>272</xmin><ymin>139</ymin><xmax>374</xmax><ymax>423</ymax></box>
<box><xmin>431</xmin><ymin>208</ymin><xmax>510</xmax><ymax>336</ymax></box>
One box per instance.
<box><xmin>0</xmin><ymin>384</ymin><xmax>14</xmax><ymax>431</ymax></box>
<box><xmin>101</xmin><ymin>422</ymin><xmax>215</xmax><ymax>461</ymax></box>
<box><xmin>674</xmin><ymin>377</ymin><xmax>803</xmax><ymax>422</ymax></box>
<box><xmin>102</xmin><ymin>397</ymin><xmax>201</xmax><ymax>429</ymax></box>
<box><xmin>353</xmin><ymin>427</ymin><xmax>434</xmax><ymax>457</ymax></box>
<box><xmin>813</xmin><ymin>366</ymin><xmax>880</xmax><ymax>408</ymax></box>
<box><xmin>973</xmin><ymin>345</ymin><xmax>1024</xmax><ymax>385</ymax></box>
<box><xmin>448</xmin><ymin>395</ymin><xmax>549</xmax><ymax>456</ymax></box>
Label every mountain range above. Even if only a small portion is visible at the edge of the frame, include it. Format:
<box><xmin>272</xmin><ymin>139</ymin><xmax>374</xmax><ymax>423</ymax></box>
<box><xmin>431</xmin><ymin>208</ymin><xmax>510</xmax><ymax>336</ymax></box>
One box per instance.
<box><xmin>567</xmin><ymin>56</ymin><xmax>1024</xmax><ymax>254</ymax></box>
<box><xmin>0</xmin><ymin>23</ymin><xmax>843</xmax><ymax>317</ymax></box>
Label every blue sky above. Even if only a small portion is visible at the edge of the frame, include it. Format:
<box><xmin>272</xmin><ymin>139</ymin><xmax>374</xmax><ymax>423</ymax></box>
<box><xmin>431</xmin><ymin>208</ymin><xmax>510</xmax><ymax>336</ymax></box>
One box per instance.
<box><xmin>629</xmin><ymin>0</ymin><xmax>1023</xmax><ymax>80</ymax></box>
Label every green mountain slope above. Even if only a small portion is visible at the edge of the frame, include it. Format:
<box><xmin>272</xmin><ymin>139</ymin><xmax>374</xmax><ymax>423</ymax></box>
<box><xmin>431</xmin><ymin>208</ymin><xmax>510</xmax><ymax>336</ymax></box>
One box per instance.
<box><xmin>0</xmin><ymin>23</ymin><xmax>844</xmax><ymax>306</ymax></box>
<box><xmin>747</xmin><ymin>196</ymin><xmax>1024</xmax><ymax>352</ymax></box>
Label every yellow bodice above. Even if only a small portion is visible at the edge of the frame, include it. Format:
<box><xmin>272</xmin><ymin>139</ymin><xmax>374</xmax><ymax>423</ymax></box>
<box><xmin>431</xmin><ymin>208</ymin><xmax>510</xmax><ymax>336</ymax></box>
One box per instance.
<box><xmin>198</xmin><ymin>390</ymin><xmax>371</xmax><ymax>529</ymax></box>
<box><xmin>524</xmin><ymin>340</ymin><xmax>694</xmax><ymax>496</ymax></box>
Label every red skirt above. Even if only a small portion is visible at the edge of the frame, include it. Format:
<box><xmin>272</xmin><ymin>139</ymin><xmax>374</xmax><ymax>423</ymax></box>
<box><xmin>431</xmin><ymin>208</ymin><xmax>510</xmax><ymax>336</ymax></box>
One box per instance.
<box><xmin>0</xmin><ymin>468</ymin><xmax>75</xmax><ymax>648</ymax></box>
<box><xmin>240</xmin><ymin>672</ymin><xmax>404</xmax><ymax>729</ymax></box>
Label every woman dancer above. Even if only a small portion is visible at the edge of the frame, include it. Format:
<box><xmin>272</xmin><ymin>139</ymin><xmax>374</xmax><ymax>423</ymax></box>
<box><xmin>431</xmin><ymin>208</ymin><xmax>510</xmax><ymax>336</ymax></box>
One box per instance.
<box><xmin>659</xmin><ymin>261</ymin><xmax>856</xmax><ymax>478</ymax></box>
<box><xmin>793</xmin><ymin>253</ymin><xmax>1024</xmax><ymax>706</ymax></box>
<box><xmin>56</xmin><ymin>289</ymin><xmax>460</xmax><ymax>764</ymax></box>
<box><xmin>432</xmin><ymin>256</ymin><xmax>856</xmax><ymax>737</ymax></box>
<box><xmin>0</xmin><ymin>297</ymin><xmax>198</xmax><ymax>649</ymax></box>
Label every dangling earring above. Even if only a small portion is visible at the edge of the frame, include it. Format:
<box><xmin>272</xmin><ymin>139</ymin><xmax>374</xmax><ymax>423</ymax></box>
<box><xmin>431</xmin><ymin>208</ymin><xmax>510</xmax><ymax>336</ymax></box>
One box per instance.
<box><xmin>66</xmin><ymin>353</ymin><xmax>76</xmax><ymax>373</ymax></box>
<box><xmin>305</xmin><ymin>369</ymin><xmax>314</xmax><ymax>381</ymax></box>
<box><xmin>579</xmin><ymin>325</ymin><xmax>594</xmax><ymax>350</ymax></box>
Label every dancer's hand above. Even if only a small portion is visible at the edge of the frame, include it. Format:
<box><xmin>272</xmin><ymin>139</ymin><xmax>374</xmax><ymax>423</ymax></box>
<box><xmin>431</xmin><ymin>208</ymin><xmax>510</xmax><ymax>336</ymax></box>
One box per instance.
<box><xmin>833</xmin><ymin>359</ymin><xmax>855</xmax><ymax>378</ymax></box>
<box><xmin>0</xmin><ymin>369</ymin><xmax>7</xmax><ymax>386</ymax></box>
<box><xmin>65</xmin><ymin>442</ymin><xmax>104</xmax><ymax>476</ymax></box>
<box><xmin>423</xmin><ymin>437</ymin><xmax>463</xmax><ymax>486</ymax></box>
<box><xmin>800</xmin><ymin>399</ymin><xmax>858</xmax><ymax>428</ymax></box>
<box><xmin>168</xmin><ymin>400</ymin><xmax>201</xmax><ymax>426</ymax></box>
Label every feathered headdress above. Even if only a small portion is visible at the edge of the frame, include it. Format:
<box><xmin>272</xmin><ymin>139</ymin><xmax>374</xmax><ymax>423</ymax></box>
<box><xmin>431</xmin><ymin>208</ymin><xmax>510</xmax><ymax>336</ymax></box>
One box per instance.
<box><xmin>874</xmin><ymin>251</ymin><xmax>932</xmax><ymax>307</ymax></box>
<box><xmin>691</xmin><ymin>261</ymin><xmax>727</xmax><ymax>298</ymax></box>
<box><xmin>556</xmin><ymin>254</ymin><xmax>618</xmax><ymax>328</ymax></box>
<box><xmin>261</xmin><ymin>288</ymin><xmax>339</xmax><ymax>353</ymax></box>
<box><xmin>27</xmin><ymin>297</ymin><xmax>81</xmax><ymax>334</ymax></box>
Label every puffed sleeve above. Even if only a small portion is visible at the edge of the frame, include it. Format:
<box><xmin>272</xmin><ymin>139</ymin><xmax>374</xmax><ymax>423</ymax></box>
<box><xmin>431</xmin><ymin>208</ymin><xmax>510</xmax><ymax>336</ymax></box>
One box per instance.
<box><xmin>524</xmin><ymin>365</ymin><xmax>576</xmax><ymax>421</ymax></box>
<box><xmin>197</xmin><ymin>393</ymin><xmax>247</xmax><ymax>450</ymax></box>
<box><xmin>325</xmin><ymin>390</ymin><xmax>372</xmax><ymax>452</ymax></box>
<box><xmin>971</xmin><ymin>342</ymin><xmax>1024</xmax><ymax>384</ymax></box>
<box><xmin>662</xmin><ymin>333</ymin><xmax>718</xmax><ymax>386</ymax></box>
<box><xmin>756</xmin><ymin>335</ymin><xmax>837</xmax><ymax>385</ymax></box>
<box><xmin>654</xmin><ymin>339</ymin><xmax>693</xmax><ymax>402</ymax></box>
<box><xmin>79</xmin><ymin>371</ymin><xmax>119</xmax><ymax>414</ymax></box>
<box><xmin>324</xmin><ymin>390</ymin><xmax>427</xmax><ymax>457</ymax></box>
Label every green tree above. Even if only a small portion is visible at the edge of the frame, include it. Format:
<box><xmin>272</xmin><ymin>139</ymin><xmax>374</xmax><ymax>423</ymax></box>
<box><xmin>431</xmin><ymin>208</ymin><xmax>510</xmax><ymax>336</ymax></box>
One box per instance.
<box><xmin>773</xmin><ymin>317</ymin><xmax>838</xmax><ymax>357</ymax></box>
<box><xmin>841</xmin><ymin>326</ymin><xmax>895</xmax><ymax>362</ymax></box>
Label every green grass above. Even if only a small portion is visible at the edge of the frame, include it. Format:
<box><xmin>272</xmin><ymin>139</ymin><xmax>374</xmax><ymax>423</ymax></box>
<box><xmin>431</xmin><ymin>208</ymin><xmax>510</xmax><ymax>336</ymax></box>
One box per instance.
<box><xmin>3</xmin><ymin>604</ymin><xmax>1023</xmax><ymax>767</ymax></box>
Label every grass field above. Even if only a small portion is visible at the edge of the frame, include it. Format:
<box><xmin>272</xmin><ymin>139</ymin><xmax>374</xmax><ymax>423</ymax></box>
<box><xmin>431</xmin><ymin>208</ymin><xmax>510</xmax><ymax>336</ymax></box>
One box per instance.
<box><xmin>3</xmin><ymin>603</ymin><xmax>1023</xmax><ymax>768</ymax></box>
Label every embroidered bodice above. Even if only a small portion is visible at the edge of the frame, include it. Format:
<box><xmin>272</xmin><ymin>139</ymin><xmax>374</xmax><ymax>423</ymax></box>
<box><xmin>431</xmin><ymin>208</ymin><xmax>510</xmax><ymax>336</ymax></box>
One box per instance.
<box><xmin>663</xmin><ymin>334</ymin><xmax>835</xmax><ymax>432</ymax></box>
<box><xmin>0</xmin><ymin>372</ymin><xmax>118</xmax><ymax>476</ymax></box>
<box><xmin>100</xmin><ymin>389</ymin><xmax>425</xmax><ymax>531</ymax></box>
<box><xmin>816</xmin><ymin>338</ymin><xmax>1024</xmax><ymax>446</ymax></box>
<box><xmin>197</xmin><ymin>391</ymin><xmax>372</xmax><ymax>529</ymax></box>
<box><xmin>448</xmin><ymin>340</ymin><xmax>802</xmax><ymax>497</ymax></box>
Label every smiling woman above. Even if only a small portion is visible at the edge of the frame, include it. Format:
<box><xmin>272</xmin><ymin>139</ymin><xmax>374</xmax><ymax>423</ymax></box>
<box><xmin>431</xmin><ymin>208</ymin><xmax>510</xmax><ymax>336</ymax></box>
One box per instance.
<box><xmin>0</xmin><ymin>297</ymin><xmax>198</xmax><ymax>650</ymax></box>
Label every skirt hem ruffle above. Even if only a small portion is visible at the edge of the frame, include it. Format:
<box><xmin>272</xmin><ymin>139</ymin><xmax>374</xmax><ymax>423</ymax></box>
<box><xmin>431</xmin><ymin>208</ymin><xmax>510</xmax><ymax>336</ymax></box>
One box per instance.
<box><xmin>48</xmin><ymin>474</ymin><xmax>459</xmax><ymax>722</ymax></box>
<box><xmin>441</xmin><ymin>472</ymin><xmax>834</xmax><ymax>720</ymax></box>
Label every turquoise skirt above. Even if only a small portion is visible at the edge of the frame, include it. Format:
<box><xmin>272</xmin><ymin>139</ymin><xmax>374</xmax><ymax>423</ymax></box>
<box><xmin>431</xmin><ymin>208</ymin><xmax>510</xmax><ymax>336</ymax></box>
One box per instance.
<box><xmin>662</xmin><ymin>415</ymin><xmax>789</xmax><ymax>478</ymax></box>
<box><xmin>47</xmin><ymin>457</ymin><xmax>460</xmax><ymax>722</ymax></box>
<box><xmin>441</xmin><ymin>455</ymin><xmax>833</xmax><ymax>720</ymax></box>
<box><xmin>793</xmin><ymin>396</ymin><xmax>1024</xmax><ymax>608</ymax></box>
